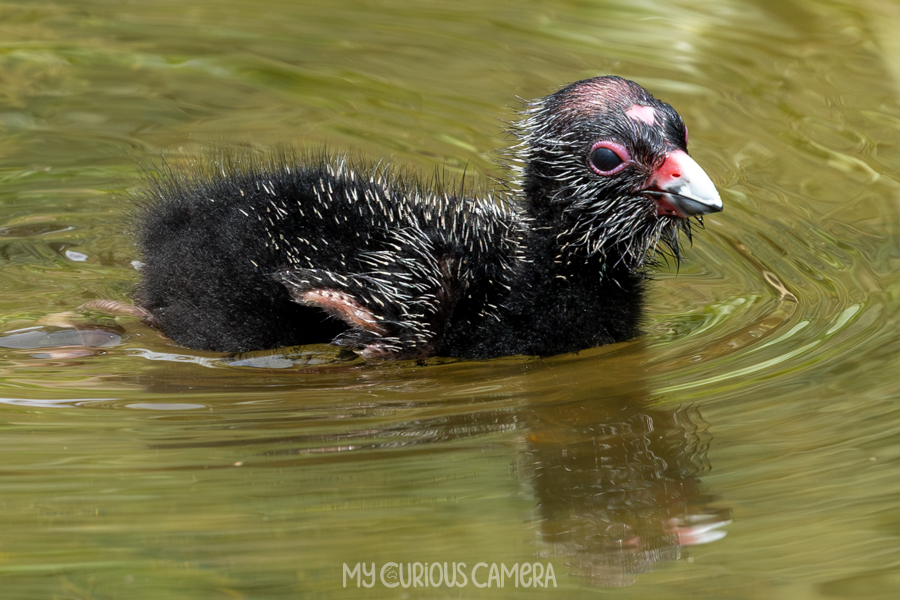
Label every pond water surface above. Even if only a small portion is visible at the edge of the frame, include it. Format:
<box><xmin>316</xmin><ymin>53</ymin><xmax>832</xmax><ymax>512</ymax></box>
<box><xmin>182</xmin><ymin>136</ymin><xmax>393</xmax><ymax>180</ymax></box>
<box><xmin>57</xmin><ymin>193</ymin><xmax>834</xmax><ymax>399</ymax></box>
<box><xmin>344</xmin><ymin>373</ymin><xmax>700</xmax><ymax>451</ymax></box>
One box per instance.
<box><xmin>1</xmin><ymin>0</ymin><xmax>900</xmax><ymax>598</ymax></box>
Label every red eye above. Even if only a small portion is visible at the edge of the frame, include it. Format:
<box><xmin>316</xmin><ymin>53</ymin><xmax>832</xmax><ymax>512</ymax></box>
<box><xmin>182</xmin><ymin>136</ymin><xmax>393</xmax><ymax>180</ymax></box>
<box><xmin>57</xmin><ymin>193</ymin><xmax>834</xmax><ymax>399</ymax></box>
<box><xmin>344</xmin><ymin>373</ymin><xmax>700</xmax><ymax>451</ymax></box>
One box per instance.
<box><xmin>589</xmin><ymin>142</ymin><xmax>629</xmax><ymax>175</ymax></box>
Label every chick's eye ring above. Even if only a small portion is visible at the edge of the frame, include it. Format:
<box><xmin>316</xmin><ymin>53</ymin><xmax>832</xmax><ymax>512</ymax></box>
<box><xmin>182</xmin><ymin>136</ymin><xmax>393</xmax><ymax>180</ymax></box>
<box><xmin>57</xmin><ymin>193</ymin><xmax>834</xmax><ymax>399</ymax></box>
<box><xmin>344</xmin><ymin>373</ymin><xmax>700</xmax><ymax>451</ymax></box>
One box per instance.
<box><xmin>588</xmin><ymin>142</ymin><xmax>630</xmax><ymax>175</ymax></box>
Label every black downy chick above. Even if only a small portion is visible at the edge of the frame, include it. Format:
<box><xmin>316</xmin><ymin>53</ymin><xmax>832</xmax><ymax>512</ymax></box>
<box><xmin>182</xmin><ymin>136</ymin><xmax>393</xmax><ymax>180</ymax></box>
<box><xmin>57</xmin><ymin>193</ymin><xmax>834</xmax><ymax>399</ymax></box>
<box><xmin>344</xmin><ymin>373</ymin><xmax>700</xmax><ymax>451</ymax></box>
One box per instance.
<box><xmin>135</xmin><ymin>76</ymin><xmax>722</xmax><ymax>360</ymax></box>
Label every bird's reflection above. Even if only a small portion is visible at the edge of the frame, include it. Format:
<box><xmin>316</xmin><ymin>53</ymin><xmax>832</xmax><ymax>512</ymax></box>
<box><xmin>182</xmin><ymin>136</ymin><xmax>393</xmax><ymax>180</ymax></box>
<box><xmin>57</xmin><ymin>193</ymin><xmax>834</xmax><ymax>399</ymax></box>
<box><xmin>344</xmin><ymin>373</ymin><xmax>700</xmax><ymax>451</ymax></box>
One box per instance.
<box><xmin>2</xmin><ymin>322</ymin><xmax>732</xmax><ymax>586</ymax></box>
<box><xmin>520</xmin><ymin>392</ymin><xmax>731</xmax><ymax>586</ymax></box>
<box><xmin>136</xmin><ymin>354</ymin><xmax>732</xmax><ymax>587</ymax></box>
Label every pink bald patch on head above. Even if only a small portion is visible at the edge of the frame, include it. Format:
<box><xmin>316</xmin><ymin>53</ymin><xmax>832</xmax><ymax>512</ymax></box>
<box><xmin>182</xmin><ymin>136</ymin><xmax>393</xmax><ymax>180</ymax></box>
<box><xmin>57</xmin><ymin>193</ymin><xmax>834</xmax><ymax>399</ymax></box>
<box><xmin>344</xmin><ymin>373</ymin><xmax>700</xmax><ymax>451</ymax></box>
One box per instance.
<box><xmin>626</xmin><ymin>104</ymin><xmax>658</xmax><ymax>125</ymax></box>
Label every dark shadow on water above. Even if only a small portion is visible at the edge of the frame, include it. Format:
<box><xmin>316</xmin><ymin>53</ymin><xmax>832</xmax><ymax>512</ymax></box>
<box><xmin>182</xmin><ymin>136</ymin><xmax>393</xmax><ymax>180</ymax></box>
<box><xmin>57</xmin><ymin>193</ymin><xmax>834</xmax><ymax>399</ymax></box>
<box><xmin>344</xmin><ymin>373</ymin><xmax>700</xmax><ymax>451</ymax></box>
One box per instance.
<box><xmin>0</xmin><ymin>322</ymin><xmax>731</xmax><ymax>587</ymax></box>
<box><xmin>144</xmin><ymin>358</ymin><xmax>732</xmax><ymax>587</ymax></box>
<box><xmin>521</xmin><ymin>393</ymin><xmax>731</xmax><ymax>586</ymax></box>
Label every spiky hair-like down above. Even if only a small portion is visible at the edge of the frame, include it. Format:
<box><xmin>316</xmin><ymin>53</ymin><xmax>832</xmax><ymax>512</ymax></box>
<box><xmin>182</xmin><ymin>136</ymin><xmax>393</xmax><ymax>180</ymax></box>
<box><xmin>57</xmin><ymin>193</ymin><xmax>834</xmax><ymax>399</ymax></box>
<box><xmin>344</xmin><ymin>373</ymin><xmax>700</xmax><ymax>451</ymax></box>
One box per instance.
<box><xmin>133</xmin><ymin>77</ymin><xmax>717</xmax><ymax>359</ymax></box>
<box><xmin>135</xmin><ymin>149</ymin><xmax>526</xmax><ymax>357</ymax></box>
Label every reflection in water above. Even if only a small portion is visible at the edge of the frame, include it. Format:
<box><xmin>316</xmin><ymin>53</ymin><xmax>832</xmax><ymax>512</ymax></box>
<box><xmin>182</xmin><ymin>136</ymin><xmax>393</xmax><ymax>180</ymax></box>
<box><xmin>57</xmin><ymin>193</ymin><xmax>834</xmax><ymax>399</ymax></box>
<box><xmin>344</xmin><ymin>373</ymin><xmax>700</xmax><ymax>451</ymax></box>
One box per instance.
<box><xmin>523</xmin><ymin>395</ymin><xmax>731</xmax><ymax>586</ymax></box>
<box><xmin>0</xmin><ymin>325</ymin><xmax>123</xmax><ymax>359</ymax></box>
<box><xmin>0</xmin><ymin>325</ymin><xmax>122</xmax><ymax>349</ymax></box>
<box><xmin>130</xmin><ymin>351</ymin><xmax>733</xmax><ymax>588</ymax></box>
<box><xmin>0</xmin><ymin>323</ymin><xmax>732</xmax><ymax>587</ymax></box>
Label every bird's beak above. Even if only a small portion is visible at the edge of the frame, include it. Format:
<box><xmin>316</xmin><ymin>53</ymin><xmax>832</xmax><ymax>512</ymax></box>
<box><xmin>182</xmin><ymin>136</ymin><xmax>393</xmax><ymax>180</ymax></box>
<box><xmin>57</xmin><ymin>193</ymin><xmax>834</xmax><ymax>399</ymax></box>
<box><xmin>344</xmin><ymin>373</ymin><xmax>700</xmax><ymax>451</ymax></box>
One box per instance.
<box><xmin>644</xmin><ymin>149</ymin><xmax>722</xmax><ymax>218</ymax></box>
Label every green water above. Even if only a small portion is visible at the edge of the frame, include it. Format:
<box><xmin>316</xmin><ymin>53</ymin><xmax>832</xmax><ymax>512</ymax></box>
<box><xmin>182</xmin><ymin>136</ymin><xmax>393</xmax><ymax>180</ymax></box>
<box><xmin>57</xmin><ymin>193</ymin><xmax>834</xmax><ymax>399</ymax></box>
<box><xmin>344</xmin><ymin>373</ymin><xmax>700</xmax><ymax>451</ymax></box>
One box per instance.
<box><xmin>1</xmin><ymin>0</ymin><xmax>900</xmax><ymax>598</ymax></box>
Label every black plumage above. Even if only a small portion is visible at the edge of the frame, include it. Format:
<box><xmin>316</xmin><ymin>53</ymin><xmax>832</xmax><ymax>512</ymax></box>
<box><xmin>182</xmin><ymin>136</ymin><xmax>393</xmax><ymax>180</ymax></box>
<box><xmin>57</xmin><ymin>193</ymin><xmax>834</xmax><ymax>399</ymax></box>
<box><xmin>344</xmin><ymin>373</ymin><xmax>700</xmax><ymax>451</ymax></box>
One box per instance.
<box><xmin>135</xmin><ymin>76</ymin><xmax>722</xmax><ymax>360</ymax></box>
